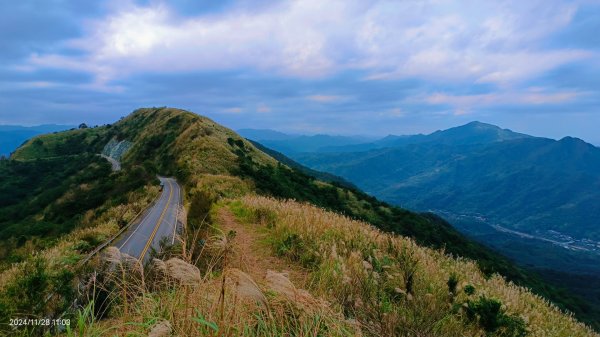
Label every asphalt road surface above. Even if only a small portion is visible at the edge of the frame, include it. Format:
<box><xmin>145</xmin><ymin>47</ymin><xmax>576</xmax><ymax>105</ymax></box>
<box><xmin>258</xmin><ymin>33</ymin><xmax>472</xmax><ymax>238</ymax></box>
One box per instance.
<box><xmin>116</xmin><ymin>177</ymin><xmax>181</xmax><ymax>262</ymax></box>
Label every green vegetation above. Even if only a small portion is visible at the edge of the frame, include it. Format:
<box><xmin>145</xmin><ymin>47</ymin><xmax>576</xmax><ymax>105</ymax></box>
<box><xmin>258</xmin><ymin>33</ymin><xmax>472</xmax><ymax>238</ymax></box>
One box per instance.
<box><xmin>0</xmin><ymin>257</ymin><xmax>76</xmax><ymax>332</ymax></box>
<box><xmin>464</xmin><ymin>296</ymin><xmax>527</xmax><ymax>336</ymax></box>
<box><xmin>0</xmin><ymin>107</ymin><xmax>597</xmax><ymax>336</ymax></box>
<box><xmin>12</xmin><ymin>127</ymin><xmax>108</xmax><ymax>160</ymax></box>
<box><xmin>227</xmin><ymin>134</ymin><xmax>600</xmax><ymax>330</ymax></box>
<box><xmin>0</xmin><ymin>120</ymin><xmax>161</xmax><ymax>335</ymax></box>
<box><xmin>0</xmin><ymin>154</ymin><xmax>156</xmax><ymax>265</ymax></box>
<box><xmin>0</xmin><ymin>125</ymin><xmax>74</xmax><ymax>157</ymax></box>
<box><xmin>248</xmin><ymin>138</ymin><xmax>357</xmax><ymax>189</ymax></box>
<box><xmin>297</xmin><ymin>135</ymin><xmax>600</xmax><ymax>241</ymax></box>
<box><xmin>292</xmin><ymin>129</ymin><xmax>600</xmax><ymax>328</ymax></box>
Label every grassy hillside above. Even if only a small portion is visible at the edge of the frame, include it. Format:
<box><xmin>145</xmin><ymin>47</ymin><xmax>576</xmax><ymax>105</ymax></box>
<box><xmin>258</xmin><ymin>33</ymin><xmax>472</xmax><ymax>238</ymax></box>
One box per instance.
<box><xmin>1</xmin><ymin>107</ymin><xmax>597</xmax><ymax>335</ymax></box>
<box><xmin>247</xmin><ymin>138</ymin><xmax>358</xmax><ymax>189</ymax></box>
<box><xmin>82</xmin><ymin>193</ymin><xmax>596</xmax><ymax>336</ymax></box>
<box><xmin>0</xmin><ymin>125</ymin><xmax>73</xmax><ymax>157</ymax></box>
<box><xmin>0</xmin><ymin>175</ymin><xmax>158</xmax><ymax>330</ymax></box>
<box><xmin>0</xmin><ymin>123</ymin><xmax>160</xmax><ymax>331</ymax></box>
<box><xmin>229</xmin><ymin>196</ymin><xmax>593</xmax><ymax>336</ymax></box>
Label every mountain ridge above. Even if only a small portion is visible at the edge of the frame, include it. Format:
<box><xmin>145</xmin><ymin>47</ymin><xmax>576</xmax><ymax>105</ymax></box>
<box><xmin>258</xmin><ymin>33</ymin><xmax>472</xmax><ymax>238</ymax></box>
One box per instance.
<box><xmin>238</xmin><ymin>128</ymin><xmax>374</xmax><ymax>153</ymax></box>
<box><xmin>295</xmin><ymin>133</ymin><xmax>600</xmax><ymax>240</ymax></box>
<box><xmin>1</xmin><ymin>108</ymin><xmax>598</xmax><ymax>334</ymax></box>
<box><xmin>318</xmin><ymin>121</ymin><xmax>535</xmax><ymax>153</ymax></box>
<box><xmin>0</xmin><ymin>124</ymin><xmax>74</xmax><ymax>156</ymax></box>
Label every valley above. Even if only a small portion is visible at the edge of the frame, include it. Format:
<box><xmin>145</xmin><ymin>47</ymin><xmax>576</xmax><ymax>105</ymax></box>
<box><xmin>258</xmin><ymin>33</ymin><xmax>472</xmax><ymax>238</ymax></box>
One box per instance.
<box><xmin>5</xmin><ymin>1</ymin><xmax>600</xmax><ymax>335</ymax></box>
<box><xmin>437</xmin><ymin>210</ymin><xmax>600</xmax><ymax>257</ymax></box>
<box><xmin>241</xmin><ymin>122</ymin><xmax>600</xmax><ymax>330</ymax></box>
<box><xmin>0</xmin><ymin>108</ymin><xmax>598</xmax><ymax>335</ymax></box>
<box><xmin>435</xmin><ymin>210</ymin><xmax>600</xmax><ymax>273</ymax></box>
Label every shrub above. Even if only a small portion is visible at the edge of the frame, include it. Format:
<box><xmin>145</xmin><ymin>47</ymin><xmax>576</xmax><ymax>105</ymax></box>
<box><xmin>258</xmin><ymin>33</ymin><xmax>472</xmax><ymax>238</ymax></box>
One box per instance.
<box><xmin>465</xmin><ymin>296</ymin><xmax>527</xmax><ymax>336</ymax></box>
<box><xmin>464</xmin><ymin>284</ymin><xmax>476</xmax><ymax>296</ymax></box>
<box><xmin>188</xmin><ymin>190</ymin><xmax>214</xmax><ymax>229</ymax></box>
<box><xmin>4</xmin><ymin>258</ymin><xmax>49</xmax><ymax>315</ymax></box>
<box><xmin>448</xmin><ymin>273</ymin><xmax>459</xmax><ymax>296</ymax></box>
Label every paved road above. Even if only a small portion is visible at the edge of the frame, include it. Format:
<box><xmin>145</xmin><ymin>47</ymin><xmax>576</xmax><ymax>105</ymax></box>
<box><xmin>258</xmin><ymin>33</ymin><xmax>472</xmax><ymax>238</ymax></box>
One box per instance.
<box><xmin>116</xmin><ymin>177</ymin><xmax>182</xmax><ymax>262</ymax></box>
<box><xmin>100</xmin><ymin>154</ymin><xmax>121</xmax><ymax>171</ymax></box>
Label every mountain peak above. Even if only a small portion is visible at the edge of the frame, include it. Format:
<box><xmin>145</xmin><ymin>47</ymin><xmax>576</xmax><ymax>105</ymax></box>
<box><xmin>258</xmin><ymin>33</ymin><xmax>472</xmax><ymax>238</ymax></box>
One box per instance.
<box><xmin>463</xmin><ymin>121</ymin><xmax>501</xmax><ymax>129</ymax></box>
<box><xmin>426</xmin><ymin>121</ymin><xmax>530</xmax><ymax>146</ymax></box>
<box><xmin>557</xmin><ymin>136</ymin><xmax>598</xmax><ymax>152</ymax></box>
<box><xmin>5</xmin><ymin>107</ymin><xmax>598</xmax><ymax>334</ymax></box>
<box><xmin>559</xmin><ymin>136</ymin><xmax>584</xmax><ymax>143</ymax></box>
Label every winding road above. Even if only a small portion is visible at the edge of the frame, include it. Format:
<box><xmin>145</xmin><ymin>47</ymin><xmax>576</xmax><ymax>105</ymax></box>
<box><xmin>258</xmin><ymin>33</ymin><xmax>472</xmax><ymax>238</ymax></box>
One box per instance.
<box><xmin>116</xmin><ymin>177</ymin><xmax>182</xmax><ymax>262</ymax></box>
<box><xmin>100</xmin><ymin>154</ymin><xmax>121</xmax><ymax>171</ymax></box>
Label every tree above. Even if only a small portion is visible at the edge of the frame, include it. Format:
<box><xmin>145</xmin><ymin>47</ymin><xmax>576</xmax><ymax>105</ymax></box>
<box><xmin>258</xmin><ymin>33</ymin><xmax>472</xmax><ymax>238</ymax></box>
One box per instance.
<box><xmin>78</xmin><ymin>123</ymin><xmax>88</xmax><ymax>129</ymax></box>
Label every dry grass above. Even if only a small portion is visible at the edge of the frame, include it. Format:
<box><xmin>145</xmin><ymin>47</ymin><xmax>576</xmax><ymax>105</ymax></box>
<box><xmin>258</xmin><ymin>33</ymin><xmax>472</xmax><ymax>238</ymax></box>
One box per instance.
<box><xmin>165</xmin><ymin>258</ymin><xmax>202</xmax><ymax>285</ymax></box>
<box><xmin>81</xmin><ymin>193</ymin><xmax>597</xmax><ymax>336</ymax></box>
<box><xmin>30</xmin><ymin>179</ymin><xmax>595</xmax><ymax>336</ymax></box>
<box><xmin>82</xmin><ymin>200</ymin><xmax>358</xmax><ymax>336</ymax></box>
<box><xmin>230</xmin><ymin>195</ymin><xmax>598</xmax><ymax>337</ymax></box>
<box><xmin>90</xmin><ymin>250</ymin><xmax>355</xmax><ymax>336</ymax></box>
<box><xmin>118</xmin><ymin>108</ymin><xmax>277</xmax><ymax>177</ymax></box>
<box><xmin>193</xmin><ymin>174</ymin><xmax>253</xmax><ymax>200</ymax></box>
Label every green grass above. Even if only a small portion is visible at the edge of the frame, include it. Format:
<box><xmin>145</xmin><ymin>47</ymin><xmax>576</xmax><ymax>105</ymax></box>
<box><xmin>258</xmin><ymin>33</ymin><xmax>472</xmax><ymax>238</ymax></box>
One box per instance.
<box><xmin>12</xmin><ymin>127</ymin><xmax>109</xmax><ymax>161</ymax></box>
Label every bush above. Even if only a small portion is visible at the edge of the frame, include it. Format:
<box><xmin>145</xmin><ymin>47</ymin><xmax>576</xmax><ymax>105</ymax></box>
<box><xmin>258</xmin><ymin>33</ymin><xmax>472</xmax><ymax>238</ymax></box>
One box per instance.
<box><xmin>447</xmin><ymin>273</ymin><xmax>459</xmax><ymax>296</ymax></box>
<box><xmin>465</xmin><ymin>296</ymin><xmax>527</xmax><ymax>336</ymax></box>
<box><xmin>188</xmin><ymin>190</ymin><xmax>214</xmax><ymax>230</ymax></box>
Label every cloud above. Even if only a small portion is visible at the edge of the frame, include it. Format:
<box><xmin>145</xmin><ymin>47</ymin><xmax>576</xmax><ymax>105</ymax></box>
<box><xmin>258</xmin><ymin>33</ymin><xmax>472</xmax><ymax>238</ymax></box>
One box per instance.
<box><xmin>425</xmin><ymin>88</ymin><xmax>583</xmax><ymax>110</ymax></box>
<box><xmin>306</xmin><ymin>95</ymin><xmax>347</xmax><ymax>103</ymax></box>
<box><xmin>222</xmin><ymin>107</ymin><xmax>243</xmax><ymax>114</ymax></box>
<box><xmin>378</xmin><ymin>108</ymin><xmax>405</xmax><ymax>118</ymax></box>
<box><xmin>256</xmin><ymin>103</ymin><xmax>271</xmax><ymax>113</ymax></box>
<box><xmin>26</xmin><ymin>0</ymin><xmax>341</xmax><ymax>80</ymax></box>
<box><xmin>18</xmin><ymin>0</ymin><xmax>595</xmax><ymax>87</ymax></box>
<box><xmin>3</xmin><ymin>0</ymin><xmax>600</xmax><ymax>143</ymax></box>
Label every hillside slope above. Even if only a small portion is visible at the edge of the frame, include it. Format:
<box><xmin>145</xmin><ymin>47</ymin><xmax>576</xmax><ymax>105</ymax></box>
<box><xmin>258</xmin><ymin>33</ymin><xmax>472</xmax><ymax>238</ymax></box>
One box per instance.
<box><xmin>295</xmin><ymin>136</ymin><xmax>600</xmax><ymax>241</ymax></box>
<box><xmin>251</xmin><ymin>121</ymin><xmax>531</xmax><ymax>153</ymax></box>
<box><xmin>1</xmin><ymin>108</ymin><xmax>597</xmax><ymax>336</ymax></box>
<box><xmin>0</xmin><ymin>125</ymin><xmax>73</xmax><ymax>156</ymax></box>
<box><xmin>238</xmin><ymin>128</ymin><xmax>373</xmax><ymax>153</ymax></box>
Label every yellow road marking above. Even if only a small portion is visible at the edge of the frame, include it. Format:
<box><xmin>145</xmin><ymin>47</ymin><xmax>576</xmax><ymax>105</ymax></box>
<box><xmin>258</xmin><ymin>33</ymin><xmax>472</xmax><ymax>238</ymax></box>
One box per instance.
<box><xmin>138</xmin><ymin>179</ymin><xmax>174</xmax><ymax>261</ymax></box>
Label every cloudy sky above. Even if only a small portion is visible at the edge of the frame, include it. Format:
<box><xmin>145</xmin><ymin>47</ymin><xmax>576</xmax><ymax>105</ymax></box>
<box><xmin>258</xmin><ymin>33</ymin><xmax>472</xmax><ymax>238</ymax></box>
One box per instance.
<box><xmin>1</xmin><ymin>0</ymin><xmax>600</xmax><ymax>143</ymax></box>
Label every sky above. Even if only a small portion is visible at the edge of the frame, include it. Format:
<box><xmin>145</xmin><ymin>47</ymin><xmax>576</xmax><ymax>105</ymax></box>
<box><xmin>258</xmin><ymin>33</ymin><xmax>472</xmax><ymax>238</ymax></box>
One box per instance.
<box><xmin>1</xmin><ymin>0</ymin><xmax>600</xmax><ymax>144</ymax></box>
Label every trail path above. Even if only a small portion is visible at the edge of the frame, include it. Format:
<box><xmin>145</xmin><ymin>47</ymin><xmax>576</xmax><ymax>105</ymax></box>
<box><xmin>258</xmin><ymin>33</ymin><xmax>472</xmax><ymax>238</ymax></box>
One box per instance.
<box><xmin>217</xmin><ymin>208</ymin><xmax>309</xmax><ymax>287</ymax></box>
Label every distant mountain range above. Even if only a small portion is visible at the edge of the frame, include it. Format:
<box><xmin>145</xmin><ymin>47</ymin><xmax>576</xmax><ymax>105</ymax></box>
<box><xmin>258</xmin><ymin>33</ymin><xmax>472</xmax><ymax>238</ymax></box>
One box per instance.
<box><xmin>319</xmin><ymin>121</ymin><xmax>533</xmax><ymax>152</ymax></box>
<box><xmin>243</xmin><ymin>123</ymin><xmax>600</xmax><ymax>271</ymax></box>
<box><xmin>2</xmin><ymin>109</ymin><xmax>596</xmax><ymax>333</ymax></box>
<box><xmin>237</xmin><ymin>128</ymin><xmax>374</xmax><ymax>153</ymax></box>
<box><xmin>0</xmin><ymin>125</ymin><xmax>74</xmax><ymax>156</ymax></box>
<box><xmin>242</xmin><ymin>122</ymin><xmax>600</xmax><ymax>324</ymax></box>
<box><xmin>244</xmin><ymin>122</ymin><xmax>600</xmax><ymax>240</ymax></box>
